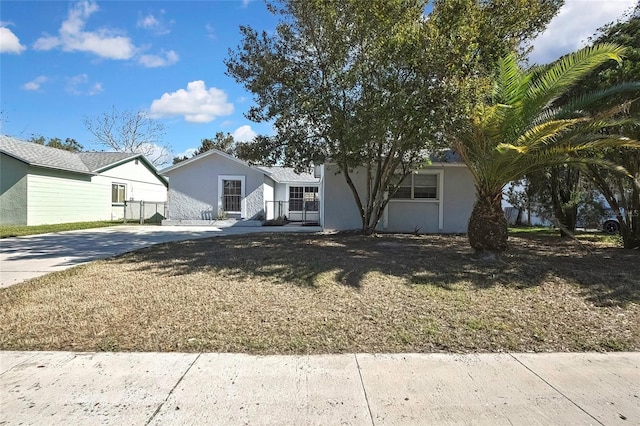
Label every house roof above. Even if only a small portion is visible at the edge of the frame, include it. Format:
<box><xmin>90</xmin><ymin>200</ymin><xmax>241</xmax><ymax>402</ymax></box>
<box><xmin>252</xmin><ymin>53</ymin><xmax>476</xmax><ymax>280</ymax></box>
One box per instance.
<box><xmin>160</xmin><ymin>149</ymin><xmax>319</xmax><ymax>184</ymax></box>
<box><xmin>77</xmin><ymin>152</ymin><xmax>138</xmax><ymax>172</ymax></box>
<box><xmin>1</xmin><ymin>135</ymin><xmax>94</xmax><ymax>175</ymax></box>
<box><xmin>429</xmin><ymin>149</ymin><xmax>464</xmax><ymax>164</ymax></box>
<box><xmin>0</xmin><ymin>135</ymin><xmax>167</xmax><ymax>185</ymax></box>
<box><xmin>257</xmin><ymin>166</ymin><xmax>319</xmax><ymax>183</ymax></box>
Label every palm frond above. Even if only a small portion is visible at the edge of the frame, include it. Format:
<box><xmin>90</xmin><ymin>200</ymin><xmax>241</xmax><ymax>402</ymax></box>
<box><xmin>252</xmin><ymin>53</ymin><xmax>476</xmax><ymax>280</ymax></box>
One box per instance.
<box><xmin>553</xmin><ymin>82</ymin><xmax>640</xmax><ymax>120</ymax></box>
<box><xmin>524</xmin><ymin>43</ymin><xmax>626</xmax><ymax>121</ymax></box>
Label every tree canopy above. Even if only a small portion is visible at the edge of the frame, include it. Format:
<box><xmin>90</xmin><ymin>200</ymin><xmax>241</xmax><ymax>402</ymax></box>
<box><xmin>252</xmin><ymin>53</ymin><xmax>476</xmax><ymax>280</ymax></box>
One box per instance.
<box><xmin>30</xmin><ymin>136</ymin><xmax>83</xmax><ymax>152</ymax></box>
<box><xmin>226</xmin><ymin>0</ymin><xmax>563</xmax><ymax>234</ymax></box>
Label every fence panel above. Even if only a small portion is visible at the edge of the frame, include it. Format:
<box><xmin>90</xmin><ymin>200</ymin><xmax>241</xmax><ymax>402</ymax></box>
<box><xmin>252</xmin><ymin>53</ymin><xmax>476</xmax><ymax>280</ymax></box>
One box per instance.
<box><xmin>124</xmin><ymin>201</ymin><xmax>167</xmax><ymax>224</ymax></box>
<box><xmin>264</xmin><ymin>200</ymin><xmax>319</xmax><ymax>225</ymax></box>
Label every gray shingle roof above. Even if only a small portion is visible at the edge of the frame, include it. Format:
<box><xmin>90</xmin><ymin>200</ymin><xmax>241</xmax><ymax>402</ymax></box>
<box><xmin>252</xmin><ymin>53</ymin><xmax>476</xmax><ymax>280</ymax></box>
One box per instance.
<box><xmin>0</xmin><ymin>135</ymin><xmax>147</xmax><ymax>175</ymax></box>
<box><xmin>257</xmin><ymin>166</ymin><xmax>319</xmax><ymax>183</ymax></box>
<box><xmin>77</xmin><ymin>152</ymin><xmax>137</xmax><ymax>172</ymax></box>
<box><xmin>0</xmin><ymin>135</ymin><xmax>92</xmax><ymax>174</ymax></box>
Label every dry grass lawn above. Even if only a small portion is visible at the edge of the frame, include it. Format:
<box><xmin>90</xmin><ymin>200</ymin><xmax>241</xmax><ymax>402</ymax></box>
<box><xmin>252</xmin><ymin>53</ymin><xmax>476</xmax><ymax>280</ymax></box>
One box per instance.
<box><xmin>1</xmin><ymin>231</ymin><xmax>638</xmax><ymax>354</ymax></box>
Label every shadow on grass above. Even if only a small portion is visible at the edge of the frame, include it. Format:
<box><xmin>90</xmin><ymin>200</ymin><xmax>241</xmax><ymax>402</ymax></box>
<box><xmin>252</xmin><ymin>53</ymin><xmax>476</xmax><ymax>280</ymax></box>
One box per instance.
<box><xmin>116</xmin><ymin>232</ymin><xmax>639</xmax><ymax>307</ymax></box>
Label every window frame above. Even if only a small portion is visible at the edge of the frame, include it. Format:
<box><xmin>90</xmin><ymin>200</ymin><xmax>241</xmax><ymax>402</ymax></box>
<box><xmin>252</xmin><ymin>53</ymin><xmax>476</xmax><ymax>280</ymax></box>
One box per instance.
<box><xmin>288</xmin><ymin>185</ymin><xmax>320</xmax><ymax>212</ymax></box>
<box><xmin>389</xmin><ymin>171</ymin><xmax>441</xmax><ymax>202</ymax></box>
<box><xmin>111</xmin><ymin>183</ymin><xmax>126</xmax><ymax>205</ymax></box>
<box><xmin>217</xmin><ymin>175</ymin><xmax>246</xmax><ymax>215</ymax></box>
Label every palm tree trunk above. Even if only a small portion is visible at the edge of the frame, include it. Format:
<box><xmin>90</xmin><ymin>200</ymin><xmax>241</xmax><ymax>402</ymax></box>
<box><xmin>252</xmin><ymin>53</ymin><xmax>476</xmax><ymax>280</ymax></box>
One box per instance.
<box><xmin>468</xmin><ymin>190</ymin><xmax>508</xmax><ymax>252</ymax></box>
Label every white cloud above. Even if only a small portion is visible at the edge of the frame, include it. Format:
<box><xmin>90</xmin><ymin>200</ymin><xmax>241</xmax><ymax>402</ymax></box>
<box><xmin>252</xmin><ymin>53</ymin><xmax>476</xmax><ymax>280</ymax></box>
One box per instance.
<box><xmin>529</xmin><ymin>0</ymin><xmax>636</xmax><ymax>64</ymax></box>
<box><xmin>137</xmin><ymin>11</ymin><xmax>172</xmax><ymax>35</ymax></box>
<box><xmin>138</xmin><ymin>14</ymin><xmax>160</xmax><ymax>30</ymax></box>
<box><xmin>232</xmin><ymin>125</ymin><xmax>257</xmax><ymax>142</ymax></box>
<box><xmin>205</xmin><ymin>23</ymin><xmax>217</xmax><ymax>41</ymax></box>
<box><xmin>66</xmin><ymin>73</ymin><xmax>103</xmax><ymax>95</ymax></box>
<box><xmin>33</xmin><ymin>0</ymin><xmax>136</xmax><ymax>60</ymax></box>
<box><xmin>149</xmin><ymin>80</ymin><xmax>234</xmax><ymax>123</ymax></box>
<box><xmin>23</xmin><ymin>76</ymin><xmax>48</xmax><ymax>91</ymax></box>
<box><xmin>175</xmin><ymin>147</ymin><xmax>197</xmax><ymax>159</ymax></box>
<box><xmin>138</xmin><ymin>50</ymin><xmax>179</xmax><ymax>68</ymax></box>
<box><xmin>0</xmin><ymin>27</ymin><xmax>26</xmax><ymax>54</ymax></box>
<box><xmin>137</xmin><ymin>142</ymin><xmax>172</xmax><ymax>167</ymax></box>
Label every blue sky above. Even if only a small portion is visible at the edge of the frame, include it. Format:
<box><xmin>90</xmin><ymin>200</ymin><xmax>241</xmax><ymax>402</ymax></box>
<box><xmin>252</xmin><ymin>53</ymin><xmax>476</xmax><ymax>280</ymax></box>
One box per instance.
<box><xmin>1</xmin><ymin>0</ymin><xmax>636</xmax><ymax>166</ymax></box>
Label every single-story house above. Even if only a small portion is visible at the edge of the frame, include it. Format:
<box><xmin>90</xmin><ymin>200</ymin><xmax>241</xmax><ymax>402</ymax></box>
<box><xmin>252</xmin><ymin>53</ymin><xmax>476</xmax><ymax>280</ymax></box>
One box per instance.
<box><xmin>0</xmin><ymin>135</ymin><xmax>168</xmax><ymax>226</ymax></box>
<box><xmin>160</xmin><ymin>149</ymin><xmax>320</xmax><ymax>224</ymax></box>
<box><xmin>160</xmin><ymin>148</ymin><xmax>475</xmax><ymax>233</ymax></box>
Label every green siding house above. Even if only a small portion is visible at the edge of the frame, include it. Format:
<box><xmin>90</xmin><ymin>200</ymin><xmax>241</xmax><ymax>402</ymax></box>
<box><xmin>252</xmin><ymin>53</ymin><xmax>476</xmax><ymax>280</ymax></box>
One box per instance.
<box><xmin>0</xmin><ymin>135</ymin><xmax>168</xmax><ymax>226</ymax></box>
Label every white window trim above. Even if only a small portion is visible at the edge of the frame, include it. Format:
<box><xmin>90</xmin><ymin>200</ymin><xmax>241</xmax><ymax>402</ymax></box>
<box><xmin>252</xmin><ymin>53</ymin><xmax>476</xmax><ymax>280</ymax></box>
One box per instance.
<box><xmin>218</xmin><ymin>175</ymin><xmax>246</xmax><ymax>216</ymax></box>
<box><xmin>111</xmin><ymin>182</ymin><xmax>127</xmax><ymax>205</ymax></box>
<box><xmin>286</xmin><ymin>184</ymin><xmax>320</xmax><ymax>212</ymax></box>
<box><xmin>386</xmin><ymin>170</ymin><xmax>445</xmax><ymax>231</ymax></box>
<box><xmin>388</xmin><ymin>170</ymin><xmax>442</xmax><ymax>202</ymax></box>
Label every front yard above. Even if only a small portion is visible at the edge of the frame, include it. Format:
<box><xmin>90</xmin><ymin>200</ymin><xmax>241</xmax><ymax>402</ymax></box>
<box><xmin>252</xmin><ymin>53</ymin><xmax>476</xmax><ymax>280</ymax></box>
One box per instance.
<box><xmin>0</xmin><ymin>231</ymin><xmax>637</xmax><ymax>353</ymax></box>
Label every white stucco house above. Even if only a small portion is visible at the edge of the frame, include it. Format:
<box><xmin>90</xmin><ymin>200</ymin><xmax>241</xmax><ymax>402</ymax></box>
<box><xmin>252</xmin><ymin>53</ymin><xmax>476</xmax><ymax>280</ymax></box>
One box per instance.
<box><xmin>160</xmin><ymin>148</ymin><xmax>475</xmax><ymax>233</ymax></box>
<box><xmin>160</xmin><ymin>149</ymin><xmax>320</xmax><ymax>224</ymax></box>
<box><xmin>0</xmin><ymin>135</ymin><xmax>168</xmax><ymax>226</ymax></box>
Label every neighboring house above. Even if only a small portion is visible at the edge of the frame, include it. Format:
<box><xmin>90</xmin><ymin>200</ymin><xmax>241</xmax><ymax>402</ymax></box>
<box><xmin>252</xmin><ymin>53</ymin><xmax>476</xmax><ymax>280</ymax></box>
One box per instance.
<box><xmin>160</xmin><ymin>149</ymin><xmax>320</xmax><ymax>224</ymax></box>
<box><xmin>0</xmin><ymin>135</ymin><xmax>168</xmax><ymax>226</ymax></box>
<box><xmin>321</xmin><ymin>152</ymin><xmax>475</xmax><ymax>233</ymax></box>
<box><xmin>161</xmin><ymin>148</ymin><xmax>475</xmax><ymax>233</ymax></box>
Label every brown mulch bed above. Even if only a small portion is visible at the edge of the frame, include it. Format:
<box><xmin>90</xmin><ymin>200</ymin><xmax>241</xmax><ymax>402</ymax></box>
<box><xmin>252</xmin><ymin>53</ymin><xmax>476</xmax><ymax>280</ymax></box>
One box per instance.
<box><xmin>1</xmin><ymin>232</ymin><xmax>637</xmax><ymax>353</ymax></box>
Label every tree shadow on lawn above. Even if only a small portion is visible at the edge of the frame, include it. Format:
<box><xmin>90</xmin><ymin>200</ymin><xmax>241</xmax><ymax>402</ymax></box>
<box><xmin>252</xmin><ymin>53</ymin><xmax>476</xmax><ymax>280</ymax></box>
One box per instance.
<box><xmin>116</xmin><ymin>232</ymin><xmax>639</xmax><ymax>307</ymax></box>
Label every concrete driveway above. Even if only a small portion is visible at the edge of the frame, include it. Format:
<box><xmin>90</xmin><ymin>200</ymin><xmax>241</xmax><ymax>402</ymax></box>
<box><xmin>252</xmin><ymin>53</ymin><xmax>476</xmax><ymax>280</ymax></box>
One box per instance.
<box><xmin>0</xmin><ymin>225</ymin><xmax>321</xmax><ymax>288</ymax></box>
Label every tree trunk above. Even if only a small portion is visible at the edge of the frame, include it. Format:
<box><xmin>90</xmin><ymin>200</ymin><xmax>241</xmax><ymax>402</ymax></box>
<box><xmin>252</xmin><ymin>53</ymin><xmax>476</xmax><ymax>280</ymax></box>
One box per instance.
<box><xmin>468</xmin><ymin>191</ymin><xmax>508</xmax><ymax>252</ymax></box>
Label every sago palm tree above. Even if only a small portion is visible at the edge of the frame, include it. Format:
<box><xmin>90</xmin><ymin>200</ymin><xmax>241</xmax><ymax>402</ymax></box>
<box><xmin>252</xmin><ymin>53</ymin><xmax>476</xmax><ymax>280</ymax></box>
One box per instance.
<box><xmin>453</xmin><ymin>43</ymin><xmax>640</xmax><ymax>253</ymax></box>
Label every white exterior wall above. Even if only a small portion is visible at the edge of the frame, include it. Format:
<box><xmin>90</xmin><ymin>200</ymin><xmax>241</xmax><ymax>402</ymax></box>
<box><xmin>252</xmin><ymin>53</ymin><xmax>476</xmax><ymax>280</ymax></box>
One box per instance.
<box><xmin>322</xmin><ymin>164</ymin><xmax>366</xmax><ymax>231</ymax></box>
<box><xmin>165</xmin><ymin>153</ymin><xmax>267</xmax><ymax>220</ymax></box>
<box><xmin>94</xmin><ymin>160</ymin><xmax>167</xmax><ymax>202</ymax></box>
<box><xmin>264</xmin><ymin>177</ymin><xmax>275</xmax><ymax>220</ymax></box>
<box><xmin>93</xmin><ymin>160</ymin><xmax>167</xmax><ymax>220</ymax></box>
<box><xmin>441</xmin><ymin>166</ymin><xmax>476</xmax><ymax>233</ymax></box>
<box><xmin>322</xmin><ymin>163</ymin><xmax>475</xmax><ymax>233</ymax></box>
<box><xmin>26</xmin><ymin>168</ymin><xmax>110</xmax><ymax>225</ymax></box>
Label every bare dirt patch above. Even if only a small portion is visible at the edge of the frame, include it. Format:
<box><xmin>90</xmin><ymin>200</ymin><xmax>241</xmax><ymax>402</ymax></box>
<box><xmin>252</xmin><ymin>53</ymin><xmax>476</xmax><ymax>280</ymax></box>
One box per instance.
<box><xmin>1</xmin><ymin>232</ymin><xmax>637</xmax><ymax>353</ymax></box>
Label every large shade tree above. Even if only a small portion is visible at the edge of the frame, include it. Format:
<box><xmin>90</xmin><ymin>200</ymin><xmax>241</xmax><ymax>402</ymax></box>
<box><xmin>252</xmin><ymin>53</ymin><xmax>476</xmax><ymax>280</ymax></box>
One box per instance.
<box><xmin>454</xmin><ymin>44</ymin><xmax>640</xmax><ymax>252</ymax></box>
<box><xmin>226</xmin><ymin>0</ymin><xmax>563</xmax><ymax>234</ymax></box>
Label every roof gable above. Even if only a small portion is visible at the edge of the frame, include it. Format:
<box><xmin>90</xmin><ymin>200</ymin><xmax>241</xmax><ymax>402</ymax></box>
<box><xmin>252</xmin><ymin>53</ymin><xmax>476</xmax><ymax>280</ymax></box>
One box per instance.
<box><xmin>160</xmin><ymin>149</ymin><xmax>255</xmax><ymax>175</ymax></box>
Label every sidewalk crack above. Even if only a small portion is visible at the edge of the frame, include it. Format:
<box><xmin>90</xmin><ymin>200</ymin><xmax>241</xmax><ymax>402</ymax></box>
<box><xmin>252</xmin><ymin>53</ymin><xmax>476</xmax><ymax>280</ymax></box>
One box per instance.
<box><xmin>509</xmin><ymin>353</ymin><xmax>604</xmax><ymax>426</ymax></box>
<box><xmin>145</xmin><ymin>353</ymin><xmax>201</xmax><ymax>425</ymax></box>
<box><xmin>354</xmin><ymin>354</ymin><xmax>375</xmax><ymax>426</ymax></box>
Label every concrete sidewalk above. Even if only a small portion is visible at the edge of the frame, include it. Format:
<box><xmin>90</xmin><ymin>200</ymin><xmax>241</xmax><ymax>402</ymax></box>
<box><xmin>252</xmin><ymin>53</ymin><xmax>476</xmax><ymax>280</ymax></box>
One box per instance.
<box><xmin>1</xmin><ymin>351</ymin><xmax>638</xmax><ymax>425</ymax></box>
<box><xmin>0</xmin><ymin>225</ymin><xmax>321</xmax><ymax>288</ymax></box>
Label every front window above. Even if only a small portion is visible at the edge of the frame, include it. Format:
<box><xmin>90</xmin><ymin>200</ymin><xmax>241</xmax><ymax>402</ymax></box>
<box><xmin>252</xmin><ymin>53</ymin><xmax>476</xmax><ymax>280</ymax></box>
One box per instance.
<box><xmin>223</xmin><ymin>179</ymin><xmax>242</xmax><ymax>212</ymax></box>
<box><xmin>112</xmin><ymin>183</ymin><xmax>126</xmax><ymax>204</ymax></box>
<box><xmin>390</xmin><ymin>173</ymin><xmax>438</xmax><ymax>200</ymax></box>
<box><xmin>289</xmin><ymin>186</ymin><xmax>319</xmax><ymax>211</ymax></box>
